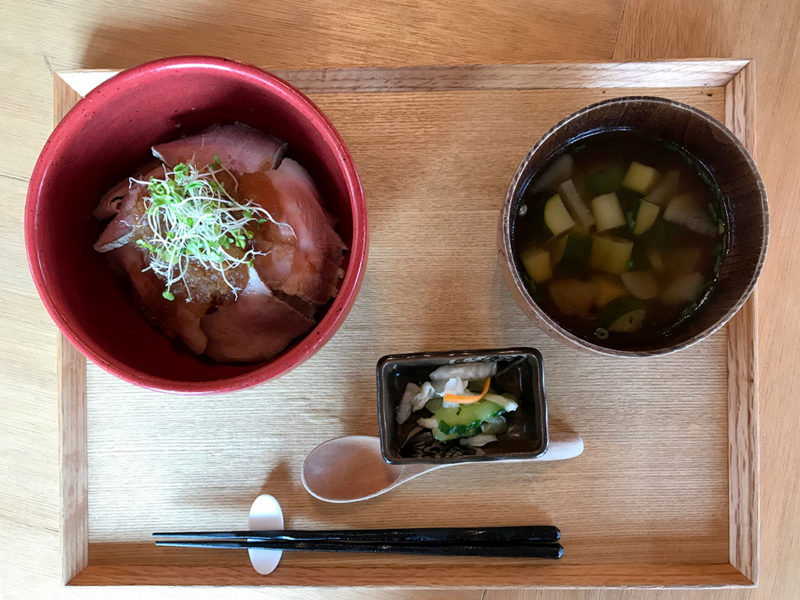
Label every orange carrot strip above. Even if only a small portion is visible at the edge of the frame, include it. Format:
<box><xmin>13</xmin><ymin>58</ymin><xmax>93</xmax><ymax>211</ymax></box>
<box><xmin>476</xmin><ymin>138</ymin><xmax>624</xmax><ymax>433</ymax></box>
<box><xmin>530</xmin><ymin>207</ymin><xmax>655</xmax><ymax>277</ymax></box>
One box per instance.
<box><xmin>443</xmin><ymin>377</ymin><xmax>491</xmax><ymax>404</ymax></box>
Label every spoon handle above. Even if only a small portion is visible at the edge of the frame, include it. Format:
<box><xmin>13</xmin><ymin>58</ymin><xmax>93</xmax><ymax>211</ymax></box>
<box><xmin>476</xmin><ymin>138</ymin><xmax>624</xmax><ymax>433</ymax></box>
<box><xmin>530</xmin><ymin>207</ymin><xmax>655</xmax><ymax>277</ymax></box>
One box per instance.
<box><xmin>535</xmin><ymin>432</ymin><xmax>584</xmax><ymax>461</ymax></box>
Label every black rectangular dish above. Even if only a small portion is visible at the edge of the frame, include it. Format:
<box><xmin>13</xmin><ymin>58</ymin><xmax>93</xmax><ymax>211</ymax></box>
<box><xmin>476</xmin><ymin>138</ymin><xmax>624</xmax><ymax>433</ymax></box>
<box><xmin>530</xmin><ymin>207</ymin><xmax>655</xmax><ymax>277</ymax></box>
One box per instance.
<box><xmin>376</xmin><ymin>348</ymin><xmax>549</xmax><ymax>464</ymax></box>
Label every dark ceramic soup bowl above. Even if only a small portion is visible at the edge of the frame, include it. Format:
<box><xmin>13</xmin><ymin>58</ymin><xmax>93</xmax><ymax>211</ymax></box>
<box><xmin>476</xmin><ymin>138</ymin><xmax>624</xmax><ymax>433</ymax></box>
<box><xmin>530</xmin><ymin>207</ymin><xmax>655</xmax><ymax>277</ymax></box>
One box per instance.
<box><xmin>26</xmin><ymin>56</ymin><xmax>367</xmax><ymax>393</ymax></box>
<box><xmin>499</xmin><ymin>96</ymin><xmax>768</xmax><ymax>357</ymax></box>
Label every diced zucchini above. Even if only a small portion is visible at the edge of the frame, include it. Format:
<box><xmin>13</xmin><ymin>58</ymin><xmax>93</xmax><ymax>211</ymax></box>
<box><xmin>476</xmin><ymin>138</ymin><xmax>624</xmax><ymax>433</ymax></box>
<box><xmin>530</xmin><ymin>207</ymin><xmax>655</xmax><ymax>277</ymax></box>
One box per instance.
<box><xmin>620</xmin><ymin>270</ymin><xmax>658</xmax><ymax>300</ymax></box>
<box><xmin>663</xmin><ymin>193</ymin><xmax>719</xmax><ymax>236</ymax></box>
<box><xmin>549</xmin><ymin>235</ymin><xmax>568</xmax><ymax>266</ymax></box>
<box><xmin>609</xmin><ymin>309</ymin><xmax>647</xmax><ymax>333</ymax></box>
<box><xmin>587</xmin><ymin>164</ymin><xmax>625</xmax><ymax>195</ymax></box>
<box><xmin>591</xmin><ymin>193</ymin><xmax>626</xmax><ymax>232</ymax></box>
<box><xmin>632</xmin><ymin>199</ymin><xmax>661</xmax><ymax>235</ymax></box>
<box><xmin>661</xmin><ymin>272</ymin><xmax>706</xmax><ymax>305</ymax></box>
<box><xmin>590</xmin><ymin>274</ymin><xmax>625</xmax><ymax>308</ymax></box>
<box><xmin>557</xmin><ymin>179</ymin><xmax>595</xmax><ymax>230</ymax></box>
<box><xmin>627</xmin><ymin>244</ymin><xmax>651</xmax><ymax>271</ymax></box>
<box><xmin>589</xmin><ymin>235</ymin><xmax>634</xmax><ymax>275</ymax></box>
<box><xmin>521</xmin><ymin>246</ymin><xmax>552</xmax><ymax>283</ymax></box>
<box><xmin>548</xmin><ymin>278</ymin><xmax>597</xmax><ymax>317</ymax></box>
<box><xmin>529</xmin><ymin>154</ymin><xmax>574</xmax><ymax>194</ymax></box>
<box><xmin>542</xmin><ymin>193</ymin><xmax>575</xmax><ymax>237</ymax></box>
<box><xmin>644</xmin><ymin>170</ymin><xmax>679</xmax><ymax>206</ymax></box>
<box><xmin>553</xmin><ymin>233</ymin><xmax>592</xmax><ymax>269</ymax></box>
<box><xmin>622</xmin><ymin>161</ymin><xmax>660</xmax><ymax>194</ymax></box>
<box><xmin>598</xmin><ymin>296</ymin><xmax>646</xmax><ymax>333</ymax></box>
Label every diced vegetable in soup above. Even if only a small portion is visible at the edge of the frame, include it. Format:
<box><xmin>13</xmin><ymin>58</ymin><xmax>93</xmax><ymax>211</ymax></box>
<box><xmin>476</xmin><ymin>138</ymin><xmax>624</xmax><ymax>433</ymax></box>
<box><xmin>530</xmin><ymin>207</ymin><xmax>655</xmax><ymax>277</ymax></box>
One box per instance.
<box><xmin>513</xmin><ymin>130</ymin><xmax>726</xmax><ymax>347</ymax></box>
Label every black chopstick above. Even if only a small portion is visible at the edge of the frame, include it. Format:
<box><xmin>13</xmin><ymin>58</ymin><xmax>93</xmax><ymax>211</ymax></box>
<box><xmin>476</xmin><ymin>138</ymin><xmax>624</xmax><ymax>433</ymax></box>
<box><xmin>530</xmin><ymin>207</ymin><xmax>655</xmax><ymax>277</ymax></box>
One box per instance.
<box><xmin>155</xmin><ymin>538</ymin><xmax>563</xmax><ymax>558</ymax></box>
<box><xmin>153</xmin><ymin>525</ymin><xmax>560</xmax><ymax>545</ymax></box>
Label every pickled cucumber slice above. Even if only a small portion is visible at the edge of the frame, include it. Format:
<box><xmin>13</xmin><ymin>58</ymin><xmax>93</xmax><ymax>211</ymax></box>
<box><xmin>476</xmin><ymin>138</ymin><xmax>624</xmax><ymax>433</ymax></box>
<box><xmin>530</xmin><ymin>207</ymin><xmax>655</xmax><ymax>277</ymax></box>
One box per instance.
<box><xmin>433</xmin><ymin>398</ymin><xmax>504</xmax><ymax>429</ymax></box>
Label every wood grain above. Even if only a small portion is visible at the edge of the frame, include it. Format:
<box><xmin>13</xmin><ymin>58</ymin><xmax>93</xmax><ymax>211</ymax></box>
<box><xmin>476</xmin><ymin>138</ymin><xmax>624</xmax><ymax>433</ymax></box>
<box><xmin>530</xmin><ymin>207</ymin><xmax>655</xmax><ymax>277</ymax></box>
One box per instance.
<box><xmin>259</xmin><ymin>61</ymin><xmax>746</xmax><ymax>92</ymax></box>
<box><xmin>724</xmin><ymin>63</ymin><xmax>759</xmax><ymax>585</ymax></box>
<box><xmin>58</xmin><ymin>60</ymin><xmax>747</xmax><ymax>100</ymax></box>
<box><xmin>57</xmin><ymin>335</ymin><xmax>88</xmax><ymax>584</ymax></box>
<box><xmin>53</xmin><ymin>75</ymin><xmax>90</xmax><ymax>585</ymax></box>
<box><xmin>47</xmin><ymin>65</ymin><xmax>750</xmax><ymax>588</ymax></box>
<box><xmin>69</xmin><ymin>563</ymin><xmax>753</xmax><ymax>588</ymax></box>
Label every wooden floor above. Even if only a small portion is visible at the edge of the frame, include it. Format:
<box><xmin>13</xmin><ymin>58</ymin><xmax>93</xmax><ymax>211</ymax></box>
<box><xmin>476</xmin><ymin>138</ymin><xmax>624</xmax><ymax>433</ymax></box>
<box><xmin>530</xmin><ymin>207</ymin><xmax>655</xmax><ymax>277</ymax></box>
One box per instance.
<box><xmin>1</xmin><ymin>1</ymin><xmax>799</xmax><ymax>598</ymax></box>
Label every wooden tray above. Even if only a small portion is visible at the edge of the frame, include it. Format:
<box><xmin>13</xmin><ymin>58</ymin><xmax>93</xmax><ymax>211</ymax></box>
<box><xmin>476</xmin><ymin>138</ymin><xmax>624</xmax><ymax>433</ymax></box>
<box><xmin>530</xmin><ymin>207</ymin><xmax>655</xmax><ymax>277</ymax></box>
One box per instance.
<box><xmin>55</xmin><ymin>60</ymin><xmax>758</xmax><ymax>588</ymax></box>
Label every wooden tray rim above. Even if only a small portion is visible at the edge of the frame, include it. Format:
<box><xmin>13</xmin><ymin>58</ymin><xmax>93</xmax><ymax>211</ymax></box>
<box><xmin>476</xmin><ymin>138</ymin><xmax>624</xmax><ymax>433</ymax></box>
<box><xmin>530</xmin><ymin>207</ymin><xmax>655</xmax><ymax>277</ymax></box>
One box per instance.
<box><xmin>55</xmin><ymin>59</ymin><xmax>759</xmax><ymax>589</ymax></box>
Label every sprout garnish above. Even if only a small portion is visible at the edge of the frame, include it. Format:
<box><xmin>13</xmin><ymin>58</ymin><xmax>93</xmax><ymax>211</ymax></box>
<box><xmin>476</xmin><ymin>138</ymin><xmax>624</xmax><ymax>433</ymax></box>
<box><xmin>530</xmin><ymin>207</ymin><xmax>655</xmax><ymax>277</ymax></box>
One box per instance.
<box><xmin>131</xmin><ymin>157</ymin><xmax>294</xmax><ymax>302</ymax></box>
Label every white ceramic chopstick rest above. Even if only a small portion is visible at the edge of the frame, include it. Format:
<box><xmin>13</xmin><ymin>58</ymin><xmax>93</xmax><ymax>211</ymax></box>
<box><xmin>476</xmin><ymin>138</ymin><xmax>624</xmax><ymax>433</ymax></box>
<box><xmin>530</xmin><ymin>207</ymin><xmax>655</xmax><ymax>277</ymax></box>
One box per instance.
<box><xmin>247</xmin><ymin>494</ymin><xmax>284</xmax><ymax>575</ymax></box>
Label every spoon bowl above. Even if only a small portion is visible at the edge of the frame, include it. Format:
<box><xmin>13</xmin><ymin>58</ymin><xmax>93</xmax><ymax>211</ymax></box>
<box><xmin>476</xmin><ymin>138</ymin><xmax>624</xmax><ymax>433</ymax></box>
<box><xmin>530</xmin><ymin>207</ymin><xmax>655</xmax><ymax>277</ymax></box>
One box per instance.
<box><xmin>301</xmin><ymin>433</ymin><xmax>584</xmax><ymax>503</ymax></box>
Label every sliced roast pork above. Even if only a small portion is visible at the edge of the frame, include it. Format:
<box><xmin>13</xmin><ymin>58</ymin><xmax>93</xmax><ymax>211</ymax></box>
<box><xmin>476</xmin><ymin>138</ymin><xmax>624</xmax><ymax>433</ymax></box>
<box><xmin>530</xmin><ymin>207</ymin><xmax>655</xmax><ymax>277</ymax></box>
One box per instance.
<box><xmin>107</xmin><ymin>244</ymin><xmax>209</xmax><ymax>355</ymax></box>
<box><xmin>200</xmin><ymin>268</ymin><xmax>315</xmax><ymax>363</ymax></box>
<box><xmin>93</xmin><ymin>164</ymin><xmax>162</xmax><ymax>253</ymax></box>
<box><xmin>152</xmin><ymin>123</ymin><xmax>286</xmax><ymax>172</ymax></box>
<box><xmin>252</xmin><ymin>158</ymin><xmax>346</xmax><ymax>305</ymax></box>
<box><xmin>94</xmin><ymin>123</ymin><xmax>346</xmax><ymax>363</ymax></box>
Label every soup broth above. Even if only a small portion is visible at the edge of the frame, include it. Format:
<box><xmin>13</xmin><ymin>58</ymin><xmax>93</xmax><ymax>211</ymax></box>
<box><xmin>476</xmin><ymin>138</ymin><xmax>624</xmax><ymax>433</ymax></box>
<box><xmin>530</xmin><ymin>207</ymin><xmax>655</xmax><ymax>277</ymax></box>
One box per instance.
<box><xmin>512</xmin><ymin>130</ymin><xmax>727</xmax><ymax>348</ymax></box>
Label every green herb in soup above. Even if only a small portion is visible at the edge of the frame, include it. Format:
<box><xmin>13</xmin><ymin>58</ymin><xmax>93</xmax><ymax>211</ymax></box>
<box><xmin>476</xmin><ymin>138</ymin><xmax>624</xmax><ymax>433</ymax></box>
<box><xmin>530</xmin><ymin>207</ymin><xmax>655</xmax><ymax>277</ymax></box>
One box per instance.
<box><xmin>513</xmin><ymin>130</ymin><xmax>726</xmax><ymax>346</ymax></box>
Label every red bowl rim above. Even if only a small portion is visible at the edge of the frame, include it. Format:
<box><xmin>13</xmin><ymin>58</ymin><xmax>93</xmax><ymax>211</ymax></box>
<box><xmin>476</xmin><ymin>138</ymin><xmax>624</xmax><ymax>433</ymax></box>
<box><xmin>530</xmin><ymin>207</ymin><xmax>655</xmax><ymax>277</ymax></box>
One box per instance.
<box><xmin>25</xmin><ymin>55</ymin><xmax>368</xmax><ymax>394</ymax></box>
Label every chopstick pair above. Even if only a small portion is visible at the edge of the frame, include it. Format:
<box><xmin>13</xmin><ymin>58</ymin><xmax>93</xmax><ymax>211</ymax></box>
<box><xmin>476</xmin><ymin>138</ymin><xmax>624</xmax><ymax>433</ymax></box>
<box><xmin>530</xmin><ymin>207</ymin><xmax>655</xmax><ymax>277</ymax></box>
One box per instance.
<box><xmin>154</xmin><ymin>525</ymin><xmax>563</xmax><ymax>559</ymax></box>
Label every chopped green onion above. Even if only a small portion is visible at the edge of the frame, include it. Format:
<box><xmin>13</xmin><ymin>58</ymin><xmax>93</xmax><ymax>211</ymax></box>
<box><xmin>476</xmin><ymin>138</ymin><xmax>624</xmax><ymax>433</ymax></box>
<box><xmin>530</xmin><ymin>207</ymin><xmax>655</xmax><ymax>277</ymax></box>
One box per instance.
<box><xmin>625</xmin><ymin>209</ymin><xmax>636</xmax><ymax>233</ymax></box>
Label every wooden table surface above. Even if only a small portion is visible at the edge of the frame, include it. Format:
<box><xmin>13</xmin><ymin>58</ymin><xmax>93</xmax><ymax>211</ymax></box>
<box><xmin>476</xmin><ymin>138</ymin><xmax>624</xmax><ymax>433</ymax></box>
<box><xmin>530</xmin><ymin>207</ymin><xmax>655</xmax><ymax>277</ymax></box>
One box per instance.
<box><xmin>1</xmin><ymin>1</ymin><xmax>798</xmax><ymax>598</ymax></box>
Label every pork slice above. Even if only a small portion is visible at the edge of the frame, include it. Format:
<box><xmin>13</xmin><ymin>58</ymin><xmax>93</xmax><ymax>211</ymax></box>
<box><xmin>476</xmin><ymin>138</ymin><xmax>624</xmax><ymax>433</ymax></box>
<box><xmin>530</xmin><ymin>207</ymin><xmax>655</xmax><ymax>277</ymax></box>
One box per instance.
<box><xmin>201</xmin><ymin>268</ymin><xmax>315</xmax><ymax>363</ymax></box>
<box><xmin>94</xmin><ymin>165</ymin><xmax>162</xmax><ymax>253</ymax></box>
<box><xmin>152</xmin><ymin>123</ymin><xmax>287</xmax><ymax>173</ymax></box>
<box><xmin>252</xmin><ymin>158</ymin><xmax>346</xmax><ymax>305</ymax></box>
<box><xmin>108</xmin><ymin>244</ymin><xmax>209</xmax><ymax>355</ymax></box>
<box><xmin>273</xmin><ymin>290</ymin><xmax>318</xmax><ymax>320</ymax></box>
<box><xmin>94</xmin><ymin>161</ymin><xmax>162</xmax><ymax>220</ymax></box>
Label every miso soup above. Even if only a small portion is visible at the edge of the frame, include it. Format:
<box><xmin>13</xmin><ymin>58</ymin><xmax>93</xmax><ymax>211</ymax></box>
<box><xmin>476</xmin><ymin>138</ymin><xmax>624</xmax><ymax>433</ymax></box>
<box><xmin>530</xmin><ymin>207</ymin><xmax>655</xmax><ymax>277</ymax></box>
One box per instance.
<box><xmin>512</xmin><ymin>130</ymin><xmax>727</xmax><ymax>347</ymax></box>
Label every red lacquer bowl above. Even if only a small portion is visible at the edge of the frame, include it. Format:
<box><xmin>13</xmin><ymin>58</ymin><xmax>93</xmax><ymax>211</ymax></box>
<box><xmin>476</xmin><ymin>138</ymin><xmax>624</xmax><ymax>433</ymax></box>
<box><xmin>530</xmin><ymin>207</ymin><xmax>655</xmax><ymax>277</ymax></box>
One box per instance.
<box><xmin>25</xmin><ymin>56</ymin><xmax>367</xmax><ymax>393</ymax></box>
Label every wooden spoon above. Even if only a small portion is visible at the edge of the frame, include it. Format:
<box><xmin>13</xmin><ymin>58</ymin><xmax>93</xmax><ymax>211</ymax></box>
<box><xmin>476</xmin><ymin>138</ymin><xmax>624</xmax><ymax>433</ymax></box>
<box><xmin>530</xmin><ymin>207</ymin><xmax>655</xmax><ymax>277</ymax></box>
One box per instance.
<box><xmin>301</xmin><ymin>433</ymin><xmax>583</xmax><ymax>503</ymax></box>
